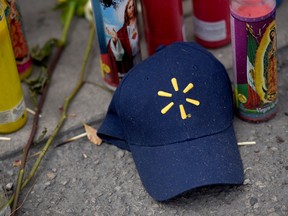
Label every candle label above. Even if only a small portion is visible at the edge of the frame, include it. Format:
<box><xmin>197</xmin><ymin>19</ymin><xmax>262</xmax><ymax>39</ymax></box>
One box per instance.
<box><xmin>231</xmin><ymin>9</ymin><xmax>277</xmax><ymax>122</ymax></box>
<box><xmin>194</xmin><ymin>17</ymin><xmax>227</xmax><ymax>42</ymax></box>
<box><xmin>91</xmin><ymin>0</ymin><xmax>141</xmax><ymax>90</ymax></box>
<box><xmin>0</xmin><ymin>98</ymin><xmax>26</xmax><ymax>124</ymax></box>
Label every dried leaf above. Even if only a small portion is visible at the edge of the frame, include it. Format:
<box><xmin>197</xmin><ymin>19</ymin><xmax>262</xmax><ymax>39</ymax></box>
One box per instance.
<box><xmin>13</xmin><ymin>160</ymin><xmax>22</xmax><ymax>167</ymax></box>
<box><xmin>83</xmin><ymin>123</ymin><xmax>102</xmax><ymax>145</ymax></box>
<box><xmin>47</xmin><ymin>171</ymin><xmax>56</xmax><ymax>180</ymax></box>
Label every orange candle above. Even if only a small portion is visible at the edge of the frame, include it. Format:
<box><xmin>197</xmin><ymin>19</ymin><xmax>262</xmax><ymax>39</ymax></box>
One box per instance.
<box><xmin>232</xmin><ymin>0</ymin><xmax>274</xmax><ymax>18</ymax></box>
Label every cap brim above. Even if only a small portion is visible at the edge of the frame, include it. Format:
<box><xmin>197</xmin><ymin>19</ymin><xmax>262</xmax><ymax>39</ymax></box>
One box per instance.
<box><xmin>129</xmin><ymin>124</ymin><xmax>244</xmax><ymax>201</ymax></box>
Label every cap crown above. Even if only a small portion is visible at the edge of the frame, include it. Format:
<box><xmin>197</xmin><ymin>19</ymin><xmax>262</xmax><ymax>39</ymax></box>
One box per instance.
<box><xmin>114</xmin><ymin>43</ymin><xmax>233</xmax><ymax>146</ymax></box>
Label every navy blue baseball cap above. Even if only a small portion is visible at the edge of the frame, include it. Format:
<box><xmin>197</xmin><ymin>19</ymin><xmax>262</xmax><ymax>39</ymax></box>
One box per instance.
<box><xmin>98</xmin><ymin>42</ymin><xmax>244</xmax><ymax>201</ymax></box>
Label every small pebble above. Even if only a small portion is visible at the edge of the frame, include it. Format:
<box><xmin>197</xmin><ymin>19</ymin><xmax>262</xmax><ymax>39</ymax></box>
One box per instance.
<box><xmin>116</xmin><ymin>150</ymin><xmax>125</xmax><ymax>159</ymax></box>
<box><xmin>5</xmin><ymin>183</ymin><xmax>13</xmax><ymax>191</ymax></box>
<box><xmin>250</xmin><ymin>197</ymin><xmax>258</xmax><ymax>206</ymax></box>
<box><xmin>44</xmin><ymin>182</ymin><xmax>51</xmax><ymax>187</ymax></box>
<box><xmin>7</xmin><ymin>170</ymin><xmax>14</xmax><ymax>176</ymax></box>
<box><xmin>244</xmin><ymin>179</ymin><xmax>252</xmax><ymax>185</ymax></box>
<box><xmin>61</xmin><ymin>180</ymin><xmax>69</xmax><ymax>186</ymax></box>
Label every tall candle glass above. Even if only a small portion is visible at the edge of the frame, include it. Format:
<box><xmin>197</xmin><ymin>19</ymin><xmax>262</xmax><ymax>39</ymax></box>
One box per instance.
<box><xmin>91</xmin><ymin>0</ymin><xmax>142</xmax><ymax>90</ymax></box>
<box><xmin>192</xmin><ymin>0</ymin><xmax>231</xmax><ymax>48</ymax></box>
<box><xmin>141</xmin><ymin>0</ymin><xmax>184</xmax><ymax>55</ymax></box>
<box><xmin>230</xmin><ymin>0</ymin><xmax>277</xmax><ymax>123</ymax></box>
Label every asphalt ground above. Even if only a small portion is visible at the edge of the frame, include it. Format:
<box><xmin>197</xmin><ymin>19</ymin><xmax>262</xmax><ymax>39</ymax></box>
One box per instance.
<box><xmin>1</xmin><ymin>45</ymin><xmax>287</xmax><ymax>216</ymax></box>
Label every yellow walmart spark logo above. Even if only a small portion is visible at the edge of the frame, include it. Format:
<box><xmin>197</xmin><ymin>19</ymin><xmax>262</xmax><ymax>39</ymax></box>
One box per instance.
<box><xmin>157</xmin><ymin>78</ymin><xmax>200</xmax><ymax>120</ymax></box>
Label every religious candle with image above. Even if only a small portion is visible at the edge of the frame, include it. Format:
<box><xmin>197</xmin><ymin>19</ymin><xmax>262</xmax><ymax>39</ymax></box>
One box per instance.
<box><xmin>230</xmin><ymin>0</ymin><xmax>277</xmax><ymax>123</ymax></box>
<box><xmin>91</xmin><ymin>0</ymin><xmax>142</xmax><ymax>90</ymax></box>
<box><xmin>4</xmin><ymin>0</ymin><xmax>32</xmax><ymax>80</ymax></box>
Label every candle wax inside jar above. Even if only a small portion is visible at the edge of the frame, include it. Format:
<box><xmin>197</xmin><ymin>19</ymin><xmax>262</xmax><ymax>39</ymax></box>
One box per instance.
<box><xmin>234</xmin><ymin>3</ymin><xmax>273</xmax><ymax>18</ymax></box>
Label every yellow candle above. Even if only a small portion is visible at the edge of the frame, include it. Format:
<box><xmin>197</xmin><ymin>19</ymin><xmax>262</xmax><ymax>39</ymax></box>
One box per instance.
<box><xmin>0</xmin><ymin>5</ymin><xmax>27</xmax><ymax>133</ymax></box>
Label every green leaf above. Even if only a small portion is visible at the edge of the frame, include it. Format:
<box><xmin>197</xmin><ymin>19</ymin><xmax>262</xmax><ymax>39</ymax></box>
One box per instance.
<box><xmin>34</xmin><ymin>128</ymin><xmax>48</xmax><ymax>145</ymax></box>
<box><xmin>53</xmin><ymin>2</ymin><xmax>69</xmax><ymax>11</ymax></box>
<box><xmin>30</xmin><ymin>38</ymin><xmax>60</xmax><ymax>64</ymax></box>
<box><xmin>76</xmin><ymin>0</ymin><xmax>89</xmax><ymax>16</ymax></box>
<box><xmin>24</xmin><ymin>67</ymin><xmax>49</xmax><ymax>96</ymax></box>
<box><xmin>54</xmin><ymin>0</ymin><xmax>88</xmax><ymax>22</ymax></box>
<box><xmin>60</xmin><ymin>8</ymin><xmax>69</xmax><ymax>25</ymax></box>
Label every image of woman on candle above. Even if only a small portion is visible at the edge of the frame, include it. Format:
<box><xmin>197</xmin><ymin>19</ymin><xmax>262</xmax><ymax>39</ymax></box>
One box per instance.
<box><xmin>105</xmin><ymin>0</ymin><xmax>141</xmax><ymax>79</ymax></box>
<box><xmin>266</xmin><ymin>27</ymin><xmax>277</xmax><ymax>101</ymax></box>
<box><xmin>245</xmin><ymin>20</ymin><xmax>277</xmax><ymax>109</ymax></box>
